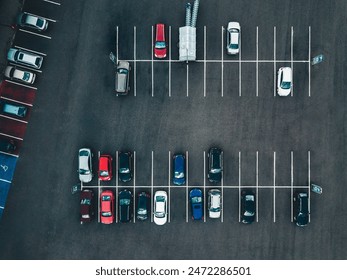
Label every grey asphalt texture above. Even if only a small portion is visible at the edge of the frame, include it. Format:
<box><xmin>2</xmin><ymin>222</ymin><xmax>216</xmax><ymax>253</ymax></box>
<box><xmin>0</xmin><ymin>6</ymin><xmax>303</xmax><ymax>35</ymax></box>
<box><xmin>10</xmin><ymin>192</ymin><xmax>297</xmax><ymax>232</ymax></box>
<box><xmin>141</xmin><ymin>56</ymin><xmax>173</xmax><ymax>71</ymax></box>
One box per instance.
<box><xmin>0</xmin><ymin>0</ymin><xmax>346</xmax><ymax>260</ymax></box>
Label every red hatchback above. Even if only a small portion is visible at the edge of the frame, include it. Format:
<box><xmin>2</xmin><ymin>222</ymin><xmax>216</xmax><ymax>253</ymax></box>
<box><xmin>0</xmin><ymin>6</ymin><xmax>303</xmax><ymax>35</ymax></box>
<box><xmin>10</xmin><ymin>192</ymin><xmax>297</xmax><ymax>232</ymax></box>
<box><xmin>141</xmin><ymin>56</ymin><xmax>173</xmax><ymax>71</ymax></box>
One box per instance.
<box><xmin>98</xmin><ymin>154</ymin><xmax>112</xmax><ymax>181</ymax></box>
<box><xmin>154</xmin><ymin>23</ymin><xmax>167</xmax><ymax>59</ymax></box>
<box><xmin>100</xmin><ymin>190</ymin><xmax>114</xmax><ymax>224</ymax></box>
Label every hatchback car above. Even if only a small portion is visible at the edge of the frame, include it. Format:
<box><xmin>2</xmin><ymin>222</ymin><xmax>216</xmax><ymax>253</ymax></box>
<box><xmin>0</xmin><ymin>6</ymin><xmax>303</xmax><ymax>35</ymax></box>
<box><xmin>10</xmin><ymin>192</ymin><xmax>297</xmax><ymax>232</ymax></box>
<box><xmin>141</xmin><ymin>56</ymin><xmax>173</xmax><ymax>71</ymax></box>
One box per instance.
<box><xmin>154</xmin><ymin>23</ymin><xmax>167</xmax><ymax>59</ymax></box>
<box><xmin>154</xmin><ymin>190</ymin><xmax>167</xmax><ymax>225</ymax></box>
<box><xmin>208</xmin><ymin>189</ymin><xmax>221</xmax><ymax>218</ymax></box>
<box><xmin>98</xmin><ymin>154</ymin><xmax>112</xmax><ymax>181</ymax></box>
<box><xmin>115</xmin><ymin>61</ymin><xmax>130</xmax><ymax>95</ymax></box>
<box><xmin>293</xmin><ymin>191</ymin><xmax>309</xmax><ymax>227</ymax></box>
<box><xmin>0</xmin><ymin>139</ymin><xmax>16</xmax><ymax>153</ymax></box>
<box><xmin>118</xmin><ymin>151</ymin><xmax>132</xmax><ymax>182</ymax></box>
<box><xmin>78</xmin><ymin>148</ymin><xmax>93</xmax><ymax>183</ymax></box>
<box><xmin>241</xmin><ymin>190</ymin><xmax>256</xmax><ymax>224</ymax></box>
<box><xmin>226</xmin><ymin>22</ymin><xmax>240</xmax><ymax>55</ymax></box>
<box><xmin>7</xmin><ymin>48</ymin><xmax>43</xmax><ymax>69</ymax></box>
<box><xmin>100</xmin><ymin>190</ymin><xmax>114</xmax><ymax>224</ymax></box>
<box><xmin>1</xmin><ymin>102</ymin><xmax>27</xmax><ymax>118</ymax></box>
<box><xmin>80</xmin><ymin>189</ymin><xmax>94</xmax><ymax>224</ymax></box>
<box><xmin>172</xmin><ymin>154</ymin><xmax>186</xmax><ymax>186</ymax></box>
<box><xmin>190</xmin><ymin>188</ymin><xmax>203</xmax><ymax>220</ymax></box>
<box><xmin>4</xmin><ymin>66</ymin><xmax>36</xmax><ymax>84</ymax></box>
<box><xmin>208</xmin><ymin>147</ymin><xmax>223</xmax><ymax>183</ymax></box>
<box><xmin>277</xmin><ymin>67</ymin><xmax>292</xmax><ymax>96</ymax></box>
<box><xmin>119</xmin><ymin>189</ymin><xmax>133</xmax><ymax>223</ymax></box>
<box><xmin>17</xmin><ymin>12</ymin><xmax>48</xmax><ymax>31</ymax></box>
<box><xmin>137</xmin><ymin>191</ymin><xmax>150</xmax><ymax>221</ymax></box>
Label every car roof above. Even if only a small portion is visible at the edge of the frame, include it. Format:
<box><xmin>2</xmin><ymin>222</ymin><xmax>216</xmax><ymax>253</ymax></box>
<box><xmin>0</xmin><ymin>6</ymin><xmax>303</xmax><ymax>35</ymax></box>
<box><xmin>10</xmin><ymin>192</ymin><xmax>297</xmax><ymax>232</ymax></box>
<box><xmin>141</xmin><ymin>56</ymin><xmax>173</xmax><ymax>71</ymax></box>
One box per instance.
<box><xmin>99</xmin><ymin>155</ymin><xmax>110</xmax><ymax>169</ymax></box>
<box><xmin>119</xmin><ymin>152</ymin><xmax>130</xmax><ymax>167</ymax></box>
<box><xmin>281</xmin><ymin>67</ymin><xmax>292</xmax><ymax>81</ymax></box>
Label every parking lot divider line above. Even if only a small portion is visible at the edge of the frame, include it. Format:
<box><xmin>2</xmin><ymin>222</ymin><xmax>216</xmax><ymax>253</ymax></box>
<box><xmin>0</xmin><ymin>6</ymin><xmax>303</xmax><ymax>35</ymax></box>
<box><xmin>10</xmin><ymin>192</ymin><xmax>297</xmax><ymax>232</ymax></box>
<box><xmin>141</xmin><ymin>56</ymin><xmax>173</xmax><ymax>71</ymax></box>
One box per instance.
<box><xmin>151</xmin><ymin>26</ymin><xmax>154</xmax><ymax>97</ymax></box>
<box><xmin>169</xmin><ymin>26</ymin><xmax>172</xmax><ymax>97</ymax></box>
<box><xmin>186</xmin><ymin>151</ymin><xmax>189</xmax><ymax>223</ymax></box>
<box><xmin>203</xmin><ymin>151</ymin><xmax>206</xmax><ymax>222</ymax></box>
<box><xmin>0</xmin><ymin>114</ymin><xmax>27</xmax><ymax>124</ymax></box>
<box><xmin>273</xmin><ymin>26</ymin><xmax>276</xmax><ymax>97</ymax></box>
<box><xmin>0</xmin><ymin>132</ymin><xmax>23</xmax><ymax>141</ymax></box>
<box><xmin>204</xmin><ymin>26</ymin><xmax>206</xmax><ymax>97</ymax></box>
<box><xmin>116</xmin><ymin>26</ymin><xmax>119</xmax><ymax>64</ymax></box>
<box><xmin>291</xmin><ymin>151</ymin><xmax>294</xmax><ymax>222</ymax></box>
<box><xmin>0</xmin><ymin>178</ymin><xmax>12</xmax><ymax>184</ymax></box>
<box><xmin>273</xmin><ymin>151</ymin><xmax>276</xmax><ymax>223</ymax></box>
<box><xmin>0</xmin><ymin>151</ymin><xmax>19</xmax><ymax>158</ymax></box>
<box><xmin>116</xmin><ymin>150</ymin><xmax>118</xmax><ymax>223</ymax></box>
<box><xmin>98</xmin><ymin>184</ymin><xmax>100</xmax><ymax>223</ymax></box>
<box><xmin>308</xmin><ymin>151</ymin><xmax>311</xmax><ymax>223</ymax></box>
<box><xmin>134</xmin><ymin>26</ymin><xmax>137</xmax><ymax>97</ymax></box>
<box><xmin>151</xmin><ymin>151</ymin><xmax>153</xmax><ymax>223</ymax></box>
<box><xmin>256</xmin><ymin>151</ymin><xmax>259</xmax><ymax>222</ymax></box>
<box><xmin>4</xmin><ymin>80</ymin><xmax>37</xmax><ymax>90</ymax></box>
<box><xmin>256</xmin><ymin>27</ymin><xmax>259</xmax><ymax>97</ymax></box>
<box><xmin>43</xmin><ymin>0</ymin><xmax>61</xmax><ymax>6</ymax></box>
<box><xmin>18</xmin><ymin>29</ymin><xmax>51</xmax><ymax>39</ymax></box>
<box><xmin>221</xmin><ymin>26</ymin><xmax>224</xmax><ymax>97</ymax></box>
<box><xmin>133</xmin><ymin>151</ymin><xmax>136</xmax><ymax>223</ymax></box>
<box><xmin>291</xmin><ymin>26</ymin><xmax>294</xmax><ymax>97</ymax></box>
<box><xmin>186</xmin><ymin>64</ymin><xmax>189</xmax><ymax>97</ymax></box>
<box><xmin>169</xmin><ymin>151</ymin><xmax>171</xmax><ymax>223</ymax></box>
<box><xmin>239</xmin><ymin>26</ymin><xmax>242</xmax><ymax>97</ymax></box>
<box><xmin>0</xmin><ymin>96</ymin><xmax>33</xmax><ymax>107</ymax></box>
<box><xmin>221</xmin><ymin>151</ymin><xmax>224</xmax><ymax>223</ymax></box>
<box><xmin>308</xmin><ymin>26</ymin><xmax>311</xmax><ymax>97</ymax></box>
<box><xmin>239</xmin><ymin>151</ymin><xmax>241</xmax><ymax>222</ymax></box>
<box><xmin>14</xmin><ymin>45</ymin><xmax>47</xmax><ymax>56</ymax></box>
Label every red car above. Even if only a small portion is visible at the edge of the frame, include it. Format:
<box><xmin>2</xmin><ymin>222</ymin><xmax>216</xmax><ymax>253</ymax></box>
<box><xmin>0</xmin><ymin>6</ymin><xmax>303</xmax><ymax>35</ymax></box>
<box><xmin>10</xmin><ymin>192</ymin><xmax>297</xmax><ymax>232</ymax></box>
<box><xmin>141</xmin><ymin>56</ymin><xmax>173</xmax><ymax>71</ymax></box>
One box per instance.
<box><xmin>80</xmin><ymin>189</ymin><xmax>94</xmax><ymax>224</ymax></box>
<box><xmin>98</xmin><ymin>154</ymin><xmax>112</xmax><ymax>181</ymax></box>
<box><xmin>154</xmin><ymin>23</ymin><xmax>167</xmax><ymax>59</ymax></box>
<box><xmin>100</xmin><ymin>190</ymin><xmax>114</xmax><ymax>224</ymax></box>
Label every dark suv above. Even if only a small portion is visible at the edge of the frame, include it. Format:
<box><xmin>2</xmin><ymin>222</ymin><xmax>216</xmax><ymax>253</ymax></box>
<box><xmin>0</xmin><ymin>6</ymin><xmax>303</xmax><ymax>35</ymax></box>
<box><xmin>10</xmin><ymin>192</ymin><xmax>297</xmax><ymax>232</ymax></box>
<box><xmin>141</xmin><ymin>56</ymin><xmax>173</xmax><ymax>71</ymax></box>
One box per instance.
<box><xmin>136</xmin><ymin>191</ymin><xmax>150</xmax><ymax>221</ymax></box>
<box><xmin>241</xmin><ymin>190</ymin><xmax>256</xmax><ymax>224</ymax></box>
<box><xmin>119</xmin><ymin>189</ymin><xmax>133</xmax><ymax>223</ymax></box>
<box><xmin>118</xmin><ymin>152</ymin><xmax>132</xmax><ymax>182</ymax></box>
<box><xmin>293</xmin><ymin>191</ymin><xmax>309</xmax><ymax>227</ymax></box>
<box><xmin>208</xmin><ymin>147</ymin><xmax>223</xmax><ymax>183</ymax></box>
<box><xmin>0</xmin><ymin>139</ymin><xmax>16</xmax><ymax>153</ymax></box>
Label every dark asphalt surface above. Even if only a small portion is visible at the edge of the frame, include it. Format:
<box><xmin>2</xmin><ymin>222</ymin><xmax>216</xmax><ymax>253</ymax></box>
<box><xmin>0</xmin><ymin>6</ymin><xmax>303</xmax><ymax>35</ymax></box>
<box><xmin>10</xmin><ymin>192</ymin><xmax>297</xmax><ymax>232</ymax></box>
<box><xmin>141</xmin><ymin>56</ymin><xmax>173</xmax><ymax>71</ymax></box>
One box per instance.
<box><xmin>0</xmin><ymin>0</ymin><xmax>346</xmax><ymax>259</ymax></box>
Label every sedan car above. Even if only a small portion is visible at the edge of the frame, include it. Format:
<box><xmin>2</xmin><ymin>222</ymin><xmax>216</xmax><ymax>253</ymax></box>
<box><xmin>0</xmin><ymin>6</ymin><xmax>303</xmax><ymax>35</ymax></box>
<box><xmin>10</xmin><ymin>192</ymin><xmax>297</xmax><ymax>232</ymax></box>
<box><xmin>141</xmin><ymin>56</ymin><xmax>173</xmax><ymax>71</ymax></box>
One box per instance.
<box><xmin>240</xmin><ymin>190</ymin><xmax>256</xmax><ymax>224</ymax></box>
<box><xmin>137</xmin><ymin>191</ymin><xmax>150</xmax><ymax>221</ymax></box>
<box><xmin>98</xmin><ymin>154</ymin><xmax>112</xmax><ymax>181</ymax></box>
<box><xmin>17</xmin><ymin>12</ymin><xmax>48</xmax><ymax>31</ymax></box>
<box><xmin>154</xmin><ymin>23</ymin><xmax>167</xmax><ymax>58</ymax></box>
<box><xmin>277</xmin><ymin>67</ymin><xmax>292</xmax><ymax>96</ymax></box>
<box><xmin>80</xmin><ymin>189</ymin><xmax>94</xmax><ymax>224</ymax></box>
<box><xmin>208</xmin><ymin>147</ymin><xmax>223</xmax><ymax>183</ymax></box>
<box><xmin>7</xmin><ymin>48</ymin><xmax>43</xmax><ymax>69</ymax></box>
<box><xmin>226</xmin><ymin>22</ymin><xmax>240</xmax><ymax>55</ymax></box>
<box><xmin>190</xmin><ymin>188</ymin><xmax>203</xmax><ymax>220</ymax></box>
<box><xmin>154</xmin><ymin>190</ymin><xmax>167</xmax><ymax>225</ymax></box>
<box><xmin>119</xmin><ymin>189</ymin><xmax>133</xmax><ymax>223</ymax></box>
<box><xmin>208</xmin><ymin>189</ymin><xmax>221</xmax><ymax>219</ymax></box>
<box><xmin>118</xmin><ymin>151</ymin><xmax>132</xmax><ymax>182</ymax></box>
<box><xmin>172</xmin><ymin>154</ymin><xmax>186</xmax><ymax>186</ymax></box>
<box><xmin>293</xmin><ymin>191</ymin><xmax>309</xmax><ymax>227</ymax></box>
<box><xmin>100</xmin><ymin>190</ymin><xmax>114</xmax><ymax>224</ymax></box>
<box><xmin>1</xmin><ymin>102</ymin><xmax>27</xmax><ymax>118</ymax></box>
<box><xmin>78</xmin><ymin>148</ymin><xmax>93</xmax><ymax>183</ymax></box>
<box><xmin>4</xmin><ymin>66</ymin><xmax>36</xmax><ymax>84</ymax></box>
<box><xmin>115</xmin><ymin>61</ymin><xmax>130</xmax><ymax>95</ymax></box>
<box><xmin>0</xmin><ymin>139</ymin><xmax>16</xmax><ymax>153</ymax></box>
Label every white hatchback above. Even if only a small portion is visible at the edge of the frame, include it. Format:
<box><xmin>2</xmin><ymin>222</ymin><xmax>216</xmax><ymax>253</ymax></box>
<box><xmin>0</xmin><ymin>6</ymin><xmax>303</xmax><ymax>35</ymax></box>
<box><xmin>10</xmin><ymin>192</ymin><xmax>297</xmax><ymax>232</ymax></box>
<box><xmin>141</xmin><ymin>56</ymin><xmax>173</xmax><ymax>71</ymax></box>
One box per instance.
<box><xmin>153</xmin><ymin>190</ymin><xmax>167</xmax><ymax>225</ymax></box>
<box><xmin>208</xmin><ymin>189</ymin><xmax>221</xmax><ymax>218</ymax></box>
<box><xmin>277</xmin><ymin>67</ymin><xmax>292</xmax><ymax>96</ymax></box>
<box><xmin>78</xmin><ymin>148</ymin><xmax>93</xmax><ymax>183</ymax></box>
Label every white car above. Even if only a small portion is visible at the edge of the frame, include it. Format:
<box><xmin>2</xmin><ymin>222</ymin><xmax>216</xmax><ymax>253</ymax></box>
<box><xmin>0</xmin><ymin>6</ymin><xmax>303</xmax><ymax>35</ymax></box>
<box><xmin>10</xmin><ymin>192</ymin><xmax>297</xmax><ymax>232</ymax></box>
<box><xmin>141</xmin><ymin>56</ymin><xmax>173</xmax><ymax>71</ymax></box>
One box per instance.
<box><xmin>78</xmin><ymin>148</ymin><xmax>93</xmax><ymax>183</ymax></box>
<box><xmin>18</xmin><ymin>12</ymin><xmax>48</xmax><ymax>31</ymax></box>
<box><xmin>153</xmin><ymin>190</ymin><xmax>167</xmax><ymax>225</ymax></box>
<box><xmin>4</xmin><ymin>66</ymin><xmax>36</xmax><ymax>84</ymax></box>
<box><xmin>277</xmin><ymin>67</ymin><xmax>292</xmax><ymax>96</ymax></box>
<box><xmin>7</xmin><ymin>48</ymin><xmax>43</xmax><ymax>69</ymax></box>
<box><xmin>226</xmin><ymin>22</ymin><xmax>240</xmax><ymax>55</ymax></box>
<box><xmin>208</xmin><ymin>189</ymin><xmax>221</xmax><ymax>218</ymax></box>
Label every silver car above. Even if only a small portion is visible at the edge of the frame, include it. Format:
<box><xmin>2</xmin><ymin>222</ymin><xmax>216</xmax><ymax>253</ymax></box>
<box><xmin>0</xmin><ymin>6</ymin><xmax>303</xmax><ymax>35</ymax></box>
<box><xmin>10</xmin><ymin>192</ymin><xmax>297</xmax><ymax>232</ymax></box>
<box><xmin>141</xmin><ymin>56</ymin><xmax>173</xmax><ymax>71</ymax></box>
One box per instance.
<box><xmin>208</xmin><ymin>189</ymin><xmax>222</xmax><ymax>219</ymax></box>
<box><xmin>226</xmin><ymin>22</ymin><xmax>240</xmax><ymax>55</ymax></box>
<box><xmin>7</xmin><ymin>48</ymin><xmax>43</xmax><ymax>69</ymax></box>
<box><xmin>4</xmin><ymin>66</ymin><xmax>36</xmax><ymax>84</ymax></box>
<box><xmin>115</xmin><ymin>61</ymin><xmax>130</xmax><ymax>95</ymax></box>
<box><xmin>18</xmin><ymin>12</ymin><xmax>48</xmax><ymax>31</ymax></box>
<box><xmin>78</xmin><ymin>148</ymin><xmax>93</xmax><ymax>183</ymax></box>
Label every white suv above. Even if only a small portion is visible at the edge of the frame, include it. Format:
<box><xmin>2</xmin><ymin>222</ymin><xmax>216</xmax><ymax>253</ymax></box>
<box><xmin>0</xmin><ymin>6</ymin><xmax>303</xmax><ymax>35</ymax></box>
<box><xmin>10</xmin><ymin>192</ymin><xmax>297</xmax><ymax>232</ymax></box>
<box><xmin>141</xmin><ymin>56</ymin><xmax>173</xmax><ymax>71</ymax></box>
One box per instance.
<box><xmin>4</xmin><ymin>66</ymin><xmax>36</xmax><ymax>84</ymax></box>
<box><xmin>7</xmin><ymin>48</ymin><xmax>43</xmax><ymax>69</ymax></box>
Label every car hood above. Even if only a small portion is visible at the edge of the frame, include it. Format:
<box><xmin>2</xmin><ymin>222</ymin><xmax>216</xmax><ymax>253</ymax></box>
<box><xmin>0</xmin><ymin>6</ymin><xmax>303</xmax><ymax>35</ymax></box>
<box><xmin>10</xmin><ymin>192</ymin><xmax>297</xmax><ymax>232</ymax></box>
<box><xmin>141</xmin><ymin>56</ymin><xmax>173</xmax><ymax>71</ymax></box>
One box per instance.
<box><xmin>7</xmin><ymin>48</ymin><xmax>17</xmax><ymax>60</ymax></box>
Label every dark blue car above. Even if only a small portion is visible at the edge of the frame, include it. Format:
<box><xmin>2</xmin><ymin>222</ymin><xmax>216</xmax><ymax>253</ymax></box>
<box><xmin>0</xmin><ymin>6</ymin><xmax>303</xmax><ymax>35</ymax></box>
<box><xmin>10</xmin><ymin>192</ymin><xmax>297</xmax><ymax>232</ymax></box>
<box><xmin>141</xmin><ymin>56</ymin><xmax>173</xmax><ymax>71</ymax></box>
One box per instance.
<box><xmin>172</xmin><ymin>154</ymin><xmax>186</xmax><ymax>185</ymax></box>
<box><xmin>190</xmin><ymin>188</ymin><xmax>203</xmax><ymax>220</ymax></box>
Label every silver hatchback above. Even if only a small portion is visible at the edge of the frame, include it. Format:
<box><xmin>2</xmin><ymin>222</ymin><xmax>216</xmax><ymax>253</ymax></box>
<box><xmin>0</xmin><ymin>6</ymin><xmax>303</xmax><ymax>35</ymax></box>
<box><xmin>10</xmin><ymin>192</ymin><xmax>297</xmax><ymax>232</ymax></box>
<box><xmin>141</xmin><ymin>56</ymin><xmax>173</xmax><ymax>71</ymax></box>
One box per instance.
<box><xmin>115</xmin><ymin>61</ymin><xmax>130</xmax><ymax>96</ymax></box>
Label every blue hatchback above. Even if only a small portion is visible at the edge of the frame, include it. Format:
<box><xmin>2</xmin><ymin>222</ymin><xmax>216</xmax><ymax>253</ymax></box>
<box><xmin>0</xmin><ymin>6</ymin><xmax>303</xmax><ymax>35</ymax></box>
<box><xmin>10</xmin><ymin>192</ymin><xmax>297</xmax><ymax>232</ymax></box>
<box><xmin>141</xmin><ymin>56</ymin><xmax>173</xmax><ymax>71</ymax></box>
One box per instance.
<box><xmin>190</xmin><ymin>188</ymin><xmax>203</xmax><ymax>220</ymax></box>
<box><xmin>172</xmin><ymin>154</ymin><xmax>186</xmax><ymax>185</ymax></box>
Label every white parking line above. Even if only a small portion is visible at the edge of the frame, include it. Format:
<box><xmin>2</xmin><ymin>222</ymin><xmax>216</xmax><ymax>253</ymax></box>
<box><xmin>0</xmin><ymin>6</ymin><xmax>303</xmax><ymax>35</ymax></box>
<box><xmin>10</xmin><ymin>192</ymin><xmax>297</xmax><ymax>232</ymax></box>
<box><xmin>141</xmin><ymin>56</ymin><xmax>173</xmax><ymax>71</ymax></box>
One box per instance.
<box><xmin>4</xmin><ymin>80</ymin><xmax>37</xmax><ymax>90</ymax></box>
<box><xmin>256</xmin><ymin>26</ymin><xmax>259</xmax><ymax>97</ymax></box>
<box><xmin>14</xmin><ymin>45</ymin><xmax>47</xmax><ymax>56</ymax></box>
<box><xmin>151</xmin><ymin>151</ymin><xmax>154</xmax><ymax>222</ymax></box>
<box><xmin>18</xmin><ymin>29</ymin><xmax>51</xmax><ymax>39</ymax></box>
<box><xmin>1</xmin><ymin>97</ymin><xmax>32</xmax><ymax>107</ymax></box>
<box><xmin>125</xmin><ymin>59</ymin><xmax>308</xmax><ymax>63</ymax></box>
<box><xmin>238</xmin><ymin>151</ymin><xmax>241</xmax><ymax>222</ymax></box>
<box><xmin>168</xmin><ymin>151</ymin><xmax>171</xmax><ymax>223</ymax></box>
<box><xmin>98</xmin><ymin>186</ymin><xmax>100</xmax><ymax>223</ymax></box>
<box><xmin>221</xmin><ymin>26</ymin><xmax>224</xmax><ymax>97</ymax></box>
<box><xmin>291</xmin><ymin>26</ymin><xmax>294</xmax><ymax>97</ymax></box>
<box><xmin>273</xmin><ymin>151</ymin><xmax>276</xmax><ymax>222</ymax></box>
<box><xmin>9</xmin><ymin>63</ymin><xmax>42</xmax><ymax>74</ymax></box>
<box><xmin>203</xmin><ymin>151</ymin><xmax>206</xmax><ymax>222</ymax></box>
<box><xmin>308</xmin><ymin>26</ymin><xmax>311</xmax><ymax>97</ymax></box>
<box><xmin>186</xmin><ymin>64</ymin><xmax>189</xmax><ymax>97</ymax></box>
<box><xmin>256</xmin><ymin>151</ymin><xmax>259</xmax><ymax>222</ymax></box>
<box><xmin>116</xmin><ymin>26</ymin><xmax>119</xmax><ymax>64</ymax></box>
<box><xmin>0</xmin><ymin>114</ymin><xmax>27</xmax><ymax>124</ymax></box>
<box><xmin>151</xmin><ymin>26</ymin><xmax>154</xmax><ymax>97</ymax></box>
<box><xmin>291</xmin><ymin>151</ymin><xmax>294</xmax><ymax>222</ymax></box>
<box><xmin>273</xmin><ymin>26</ymin><xmax>276</xmax><ymax>97</ymax></box>
<box><xmin>133</xmin><ymin>151</ymin><xmax>136</xmax><ymax>223</ymax></box>
<box><xmin>115</xmin><ymin>150</ymin><xmax>118</xmax><ymax>223</ymax></box>
<box><xmin>204</xmin><ymin>26</ymin><xmax>206</xmax><ymax>97</ymax></box>
<box><xmin>0</xmin><ymin>151</ymin><xmax>18</xmax><ymax>158</ymax></box>
<box><xmin>239</xmin><ymin>26</ymin><xmax>242</xmax><ymax>97</ymax></box>
<box><xmin>81</xmin><ymin>185</ymin><xmax>310</xmax><ymax>189</ymax></box>
<box><xmin>134</xmin><ymin>26</ymin><xmax>137</xmax><ymax>97</ymax></box>
<box><xmin>308</xmin><ymin>151</ymin><xmax>311</xmax><ymax>223</ymax></box>
<box><xmin>0</xmin><ymin>178</ymin><xmax>12</xmax><ymax>184</ymax></box>
<box><xmin>169</xmin><ymin>26</ymin><xmax>172</xmax><ymax>97</ymax></box>
<box><xmin>43</xmin><ymin>0</ymin><xmax>61</xmax><ymax>6</ymax></box>
<box><xmin>186</xmin><ymin>150</ymin><xmax>189</xmax><ymax>223</ymax></box>
<box><xmin>221</xmin><ymin>151</ymin><xmax>224</xmax><ymax>223</ymax></box>
<box><xmin>0</xmin><ymin>132</ymin><xmax>23</xmax><ymax>141</ymax></box>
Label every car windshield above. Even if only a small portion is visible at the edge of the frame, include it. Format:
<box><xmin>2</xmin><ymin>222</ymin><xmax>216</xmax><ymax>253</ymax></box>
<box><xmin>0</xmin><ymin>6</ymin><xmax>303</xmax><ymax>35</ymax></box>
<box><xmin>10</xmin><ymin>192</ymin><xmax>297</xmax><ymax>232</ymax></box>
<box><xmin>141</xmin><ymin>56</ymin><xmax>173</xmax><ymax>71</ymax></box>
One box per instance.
<box><xmin>155</xmin><ymin>41</ymin><xmax>166</xmax><ymax>49</ymax></box>
<box><xmin>102</xmin><ymin>211</ymin><xmax>112</xmax><ymax>217</ymax></box>
<box><xmin>79</xmin><ymin>169</ymin><xmax>90</xmax><ymax>175</ymax></box>
<box><xmin>174</xmin><ymin>171</ymin><xmax>184</xmax><ymax>178</ymax></box>
<box><xmin>81</xmin><ymin>214</ymin><xmax>90</xmax><ymax>218</ymax></box>
<box><xmin>244</xmin><ymin>210</ymin><xmax>254</xmax><ymax>216</ymax></box>
<box><xmin>36</xmin><ymin>18</ymin><xmax>44</xmax><ymax>27</ymax></box>
<box><xmin>102</xmin><ymin>195</ymin><xmax>111</xmax><ymax>201</ymax></box>
<box><xmin>118</xmin><ymin>68</ymin><xmax>128</xmax><ymax>74</ymax></box>
<box><xmin>79</xmin><ymin>150</ymin><xmax>89</xmax><ymax>156</ymax></box>
<box><xmin>119</xmin><ymin>167</ymin><xmax>130</xmax><ymax>173</ymax></box>
<box><xmin>155</xmin><ymin>212</ymin><xmax>165</xmax><ymax>218</ymax></box>
<box><xmin>120</xmin><ymin>198</ymin><xmax>130</xmax><ymax>206</ymax></box>
<box><xmin>80</xmin><ymin>198</ymin><xmax>91</xmax><ymax>205</ymax></box>
<box><xmin>138</xmin><ymin>208</ymin><xmax>147</xmax><ymax>215</ymax></box>
<box><xmin>229</xmin><ymin>43</ymin><xmax>239</xmax><ymax>49</ymax></box>
<box><xmin>18</xmin><ymin>53</ymin><xmax>24</xmax><ymax>60</ymax></box>
<box><xmin>191</xmin><ymin>196</ymin><xmax>202</xmax><ymax>203</ymax></box>
<box><xmin>210</xmin><ymin>168</ymin><xmax>221</xmax><ymax>173</ymax></box>
<box><xmin>100</xmin><ymin>170</ymin><xmax>109</xmax><ymax>176</ymax></box>
<box><xmin>23</xmin><ymin>72</ymin><xmax>30</xmax><ymax>81</ymax></box>
<box><xmin>281</xmin><ymin>81</ymin><xmax>291</xmax><ymax>89</ymax></box>
<box><xmin>210</xmin><ymin>207</ymin><xmax>220</xmax><ymax>212</ymax></box>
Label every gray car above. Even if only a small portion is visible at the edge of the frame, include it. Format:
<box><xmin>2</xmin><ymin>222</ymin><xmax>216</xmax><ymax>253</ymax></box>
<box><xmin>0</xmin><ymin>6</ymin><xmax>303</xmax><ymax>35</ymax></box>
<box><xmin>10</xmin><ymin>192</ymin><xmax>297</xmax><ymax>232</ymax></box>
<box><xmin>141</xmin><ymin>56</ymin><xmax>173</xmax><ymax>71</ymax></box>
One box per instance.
<box><xmin>115</xmin><ymin>61</ymin><xmax>130</xmax><ymax>95</ymax></box>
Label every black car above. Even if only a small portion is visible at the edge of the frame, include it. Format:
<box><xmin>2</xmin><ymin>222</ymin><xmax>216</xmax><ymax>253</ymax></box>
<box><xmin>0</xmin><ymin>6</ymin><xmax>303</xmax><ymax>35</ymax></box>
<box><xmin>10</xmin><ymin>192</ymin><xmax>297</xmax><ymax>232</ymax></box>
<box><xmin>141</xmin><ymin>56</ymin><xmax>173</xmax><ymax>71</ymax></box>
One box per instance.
<box><xmin>293</xmin><ymin>191</ymin><xmax>309</xmax><ymax>227</ymax></box>
<box><xmin>241</xmin><ymin>190</ymin><xmax>256</xmax><ymax>224</ymax></box>
<box><xmin>119</xmin><ymin>189</ymin><xmax>133</xmax><ymax>223</ymax></box>
<box><xmin>208</xmin><ymin>147</ymin><xmax>223</xmax><ymax>183</ymax></box>
<box><xmin>80</xmin><ymin>189</ymin><xmax>94</xmax><ymax>224</ymax></box>
<box><xmin>136</xmin><ymin>191</ymin><xmax>150</xmax><ymax>221</ymax></box>
<box><xmin>118</xmin><ymin>152</ymin><xmax>132</xmax><ymax>182</ymax></box>
<box><xmin>0</xmin><ymin>139</ymin><xmax>16</xmax><ymax>153</ymax></box>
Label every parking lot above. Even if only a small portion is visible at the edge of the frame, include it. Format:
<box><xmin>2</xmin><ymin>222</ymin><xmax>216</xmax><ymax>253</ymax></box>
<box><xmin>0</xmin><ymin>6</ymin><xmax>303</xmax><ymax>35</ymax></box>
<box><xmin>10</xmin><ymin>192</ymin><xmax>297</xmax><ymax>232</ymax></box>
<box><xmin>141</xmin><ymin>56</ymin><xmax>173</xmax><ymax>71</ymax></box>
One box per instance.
<box><xmin>0</xmin><ymin>0</ymin><xmax>346</xmax><ymax>260</ymax></box>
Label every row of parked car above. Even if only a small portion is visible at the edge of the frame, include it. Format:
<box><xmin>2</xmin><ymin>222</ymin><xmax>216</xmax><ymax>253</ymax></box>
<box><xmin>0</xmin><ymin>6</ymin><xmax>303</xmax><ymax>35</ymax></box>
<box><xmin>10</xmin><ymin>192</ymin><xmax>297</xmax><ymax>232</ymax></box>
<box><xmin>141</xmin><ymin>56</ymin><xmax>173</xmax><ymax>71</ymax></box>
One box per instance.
<box><xmin>78</xmin><ymin>147</ymin><xmax>223</xmax><ymax>184</ymax></box>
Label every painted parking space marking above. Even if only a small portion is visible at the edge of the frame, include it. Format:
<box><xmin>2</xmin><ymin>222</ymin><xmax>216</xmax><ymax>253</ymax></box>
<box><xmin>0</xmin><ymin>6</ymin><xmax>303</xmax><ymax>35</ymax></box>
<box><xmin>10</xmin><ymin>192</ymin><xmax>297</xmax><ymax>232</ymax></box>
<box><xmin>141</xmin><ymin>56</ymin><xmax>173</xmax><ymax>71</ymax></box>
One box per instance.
<box><xmin>18</xmin><ymin>28</ymin><xmax>51</xmax><ymax>39</ymax></box>
<box><xmin>1</xmin><ymin>96</ymin><xmax>33</xmax><ymax>107</ymax></box>
<box><xmin>4</xmin><ymin>80</ymin><xmax>37</xmax><ymax>91</ymax></box>
<box><xmin>134</xmin><ymin>26</ymin><xmax>137</xmax><ymax>97</ymax></box>
<box><xmin>43</xmin><ymin>0</ymin><xmax>61</xmax><ymax>6</ymax></box>
<box><xmin>0</xmin><ymin>115</ymin><xmax>28</xmax><ymax>124</ymax></box>
<box><xmin>14</xmin><ymin>45</ymin><xmax>47</xmax><ymax>56</ymax></box>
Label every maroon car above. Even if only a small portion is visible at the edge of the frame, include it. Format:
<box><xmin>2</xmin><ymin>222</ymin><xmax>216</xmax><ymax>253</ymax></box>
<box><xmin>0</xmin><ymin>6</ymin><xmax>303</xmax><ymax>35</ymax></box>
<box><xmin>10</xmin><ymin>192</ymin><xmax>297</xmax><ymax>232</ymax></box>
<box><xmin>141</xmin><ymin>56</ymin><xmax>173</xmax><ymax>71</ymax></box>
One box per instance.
<box><xmin>80</xmin><ymin>189</ymin><xmax>94</xmax><ymax>224</ymax></box>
